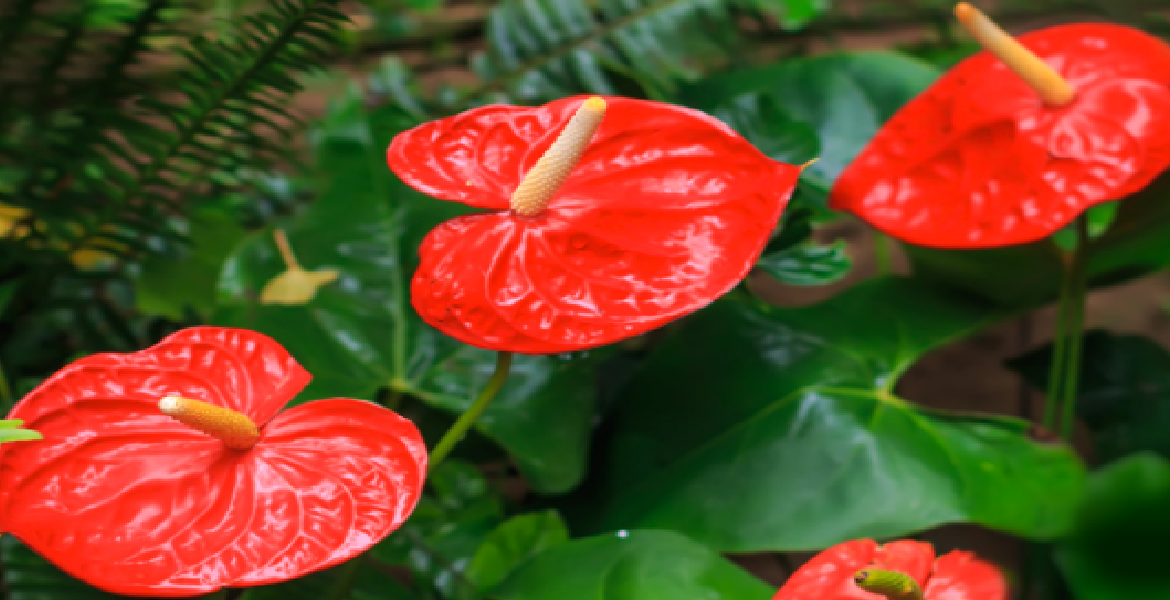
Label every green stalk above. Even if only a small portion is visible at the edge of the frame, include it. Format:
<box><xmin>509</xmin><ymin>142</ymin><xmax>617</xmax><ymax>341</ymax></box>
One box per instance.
<box><xmin>873</xmin><ymin>232</ymin><xmax>891</xmax><ymax>276</ymax></box>
<box><xmin>1058</xmin><ymin>217</ymin><xmax>1091</xmax><ymax>441</ymax></box>
<box><xmin>428</xmin><ymin>351</ymin><xmax>513</xmax><ymax>470</ymax></box>
<box><xmin>1042</xmin><ymin>257</ymin><xmax>1074</xmax><ymax>431</ymax></box>
<box><xmin>0</xmin><ymin>357</ymin><xmax>13</xmax><ymax>412</ymax></box>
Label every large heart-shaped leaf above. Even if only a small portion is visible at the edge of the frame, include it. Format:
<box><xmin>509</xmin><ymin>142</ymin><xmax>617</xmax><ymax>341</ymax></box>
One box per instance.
<box><xmin>489</xmin><ymin>530</ymin><xmax>773</xmax><ymax>600</ymax></box>
<box><xmin>1007</xmin><ymin>330</ymin><xmax>1170</xmax><ymax>463</ymax></box>
<box><xmin>212</xmin><ymin>101</ymin><xmax>602</xmax><ymax>494</ymax></box>
<box><xmin>681</xmin><ymin>51</ymin><xmax>939</xmax><ymax>208</ymax></box>
<box><xmin>465</xmin><ymin>510</ymin><xmax>570</xmax><ymax>593</ymax></box>
<box><xmin>1055</xmin><ymin>453</ymin><xmax>1170</xmax><ymax>600</ymax></box>
<box><xmin>588</xmin><ymin>277</ymin><xmax>1085</xmax><ymax>551</ymax></box>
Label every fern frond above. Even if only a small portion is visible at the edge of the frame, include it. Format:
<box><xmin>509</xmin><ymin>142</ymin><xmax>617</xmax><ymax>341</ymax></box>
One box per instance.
<box><xmin>1</xmin><ymin>0</ymin><xmax>349</xmax><ymax>267</ymax></box>
<box><xmin>466</xmin><ymin>0</ymin><xmax>741</xmax><ymax>104</ymax></box>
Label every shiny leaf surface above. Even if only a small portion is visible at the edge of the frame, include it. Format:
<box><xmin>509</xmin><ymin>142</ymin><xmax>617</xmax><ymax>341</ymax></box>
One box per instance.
<box><xmin>1007</xmin><ymin>330</ymin><xmax>1170</xmax><ymax>462</ymax></box>
<box><xmin>490</xmin><ymin>530</ymin><xmax>774</xmax><ymax>600</ymax></box>
<box><xmin>1055</xmin><ymin>454</ymin><xmax>1170</xmax><ymax>600</ymax></box>
<box><xmin>771</xmin><ymin>539</ymin><xmax>1007</xmax><ymax>600</ymax></box>
<box><xmin>373</xmin><ymin>461</ymin><xmax>504</xmax><ymax>600</ymax></box>
<box><xmin>590</xmin><ymin>278</ymin><xmax>1085</xmax><ymax>551</ymax></box>
<box><xmin>134</xmin><ymin>206</ymin><xmax>247</xmax><ymax>320</ymax></box>
<box><xmin>214</xmin><ymin>104</ymin><xmax>600</xmax><ymax>494</ymax></box>
<box><xmin>0</xmin><ymin>327</ymin><xmax>427</xmax><ymax>596</ymax></box>
<box><xmin>680</xmin><ymin>52</ymin><xmax>939</xmax><ymax>207</ymax></box>
<box><xmin>388</xmin><ymin>96</ymin><xmax>801</xmax><ymax>353</ymax></box>
<box><xmin>757</xmin><ymin>240</ymin><xmax>852</xmax><ymax>286</ymax></box>
<box><xmin>465</xmin><ymin>510</ymin><xmax>570</xmax><ymax>593</ymax></box>
<box><xmin>832</xmin><ymin>24</ymin><xmax>1170</xmax><ymax>248</ymax></box>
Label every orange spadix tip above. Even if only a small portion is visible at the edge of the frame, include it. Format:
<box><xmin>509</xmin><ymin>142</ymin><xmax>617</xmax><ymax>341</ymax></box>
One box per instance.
<box><xmin>158</xmin><ymin>395</ymin><xmax>260</xmax><ymax>450</ymax></box>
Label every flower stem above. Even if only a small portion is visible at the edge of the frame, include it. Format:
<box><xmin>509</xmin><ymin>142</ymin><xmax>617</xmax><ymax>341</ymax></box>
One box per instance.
<box><xmin>1058</xmin><ymin>217</ymin><xmax>1091</xmax><ymax>441</ymax></box>
<box><xmin>1042</xmin><ymin>259</ymin><xmax>1073</xmax><ymax>431</ymax></box>
<box><xmin>874</xmin><ymin>232</ymin><xmax>891</xmax><ymax>276</ymax></box>
<box><xmin>428</xmin><ymin>351</ymin><xmax>513</xmax><ymax>470</ymax></box>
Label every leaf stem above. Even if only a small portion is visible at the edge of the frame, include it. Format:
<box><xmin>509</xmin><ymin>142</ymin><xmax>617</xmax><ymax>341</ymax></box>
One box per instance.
<box><xmin>428</xmin><ymin>351</ymin><xmax>513</xmax><ymax>470</ymax></box>
<box><xmin>1058</xmin><ymin>217</ymin><xmax>1091</xmax><ymax>441</ymax></box>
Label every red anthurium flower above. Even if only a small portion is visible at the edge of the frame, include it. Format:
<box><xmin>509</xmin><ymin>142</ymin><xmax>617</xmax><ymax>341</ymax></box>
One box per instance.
<box><xmin>773</xmin><ymin>539</ymin><xmax>1006</xmax><ymax>600</ymax></box>
<box><xmin>830</xmin><ymin>3</ymin><xmax>1170</xmax><ymax>248</ymax></box>
<box><xmin>387</xmin><ymin>95</ymin><xmax>802</xmax><ymax>353</ymax></box>
<box><xmin>0</xmin><ymin>327</ymin><xmax>426</xmax><ymax>597</ymax></box>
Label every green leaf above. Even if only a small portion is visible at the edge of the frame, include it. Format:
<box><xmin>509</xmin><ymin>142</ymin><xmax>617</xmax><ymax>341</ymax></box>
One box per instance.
<box><xmin>589</xmin><ymin>277</ymin><xmax>1085</xmax><ymax>551</ymax></box>
<box><xmin>212</xmin><ymin>104</ymin><xmax>600</xmax><ymax>494</ymax></box>
<box><xmin>1006</xmin><ymin>330</ymin><xmax>1170</xmax><ymax>463</ymax></box>
<box><xmin>489</xmin><ymin>530</ymin><xmax>773</xmax><ymax>600</ymax></box>
<box><xmin>469</xmin><ymin>0</ymin><xmax>743</xmax><ymax>104</ymax></box>
<box><xmin>757</xmin><ymin>239</ymin><xmax>851</xmax><ymax>286</ymax></box>
<box><xmin>1055</xmin><ymin>453</ymin><xmax>1170</xmax><ymax>600</ymax></box>
<box><xmin>736</xmin><ymin>0</ymin><xmax>827</xmax><ymax>30</ymax></box>
<box><xmin>709</xmin><ymin>93</ymin><xmax>819</xmax><ymax>166</ymax></box>
<box><xmin>1</xmin><ymin>535</ymin><xmax>120</xmax><ymax>600</ymax></box>
<box><xmin>134</xmin><ymin>205</ymin><xmax>247</xmax><ymax>320</ymax></box>
<box><xmin>374</xmin><ymin>461</ymin><xmax>505</xmax><ymax>600</ymax></box>
<box><xmin>680</xmin><ymin>51</ymin><xmax>939</xmax><ymax>208</ymax></box>
<box><xmin>0</xmin><ymin>429</ymin><xmax>41</xmax><ymax>443</ymax></box>
<box><xmin>466</xmin><ymin>510</ymin><xmax>570</xmax><ymax>593</ymax></box>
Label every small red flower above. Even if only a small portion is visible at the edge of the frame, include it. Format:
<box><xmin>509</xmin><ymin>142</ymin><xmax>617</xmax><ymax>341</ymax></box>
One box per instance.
<box><xmin>387</xmin><ymin>95</ymin><xmax>802</xmax><ymax>353</ymax></box>
<box><xmin>830</xmin><ymin>6</ymin><xmax>1170</xmax><ymax>248</ymax></box>
<box><xmin>773</xmin><ymin>539</ymin><xmax>1006</xmax><ymax>600</ymax></box>
<box><xmin>0</xmin><ymin>327</ymin><xmax>427</xmax><ymax>597</ymax></box>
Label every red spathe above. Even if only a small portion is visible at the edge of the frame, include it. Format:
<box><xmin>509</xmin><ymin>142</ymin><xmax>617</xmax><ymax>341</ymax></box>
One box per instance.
<box><xmin>772</xmin><ymin>539</ymin><xmax>1007</xmax><ymax>600</ymax></box>
<box><xmin>388</xmin><ymin>95</ymin><xmax>802</xmax><ymax>353</ymax></box>
<box><xmin>0</xmin><ymin>327</ymin><xmax>427</xmax><ymax>597</ymax></box>
<box><xmin>831</xmin><ymin>23</ymin><xmax>1170</xmax><ymax>248</ymax></box>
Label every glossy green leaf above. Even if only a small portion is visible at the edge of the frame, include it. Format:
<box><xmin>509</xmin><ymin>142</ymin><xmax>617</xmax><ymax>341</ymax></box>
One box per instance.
<box><xmin>374</xmin><ymin>461</ymin><xmax>504</xmax><ymax>600</ymax></box>
<box><xmin>710</xmin><ymin>94</ymin><xmax>819</xmax><ymax>166</ymax></box>
<box><xmin>1055</xmin><ymin>454</ymin><xmax>1170</xmax><ymax>600</ymax></box>
<box><xmin>757</xmin><ymin>240</ymin><xmax>851</xmax><ymax>286</ymax></box>
<box><xmin>680</xmin><ymin>51</ymin><xmax>938</xmax><ymax>208</ymax></box>
<box><xmin>466</xmin><ymin>510</ymin><xmax>570</xmax><ymax>593</ymax></box>
<box><xmin>1</xmin><ymin>535</ymin><xmax>119</xmax><ymax>600</ymax></box>
<box><xmin>590</xmin><ymin>277</ymin><xmax>1085</xmax><ymax>551</ymax></box>
<box><xmin>490</xmin><ymin>530</ymin><xmax>773</xmax><ymax>600</ymax></box>
<box><xmin>1007</xmin><ymin>330</ymin><xmax>1170</xmax><ymax>463</ymax></box>
<box><xmin>738</xmin><ymin>0</ymin><xmax>827</xmax><ymax>30</ymax></box>
<box><xmin>212</xmin><ymin>104</ymin><xmax>600</xmax><ymax>494</ymax></box>
<box><xmin>134</xmin><ymin>205</ymin><xmax>247</xmax><ymax>320</ymax></box>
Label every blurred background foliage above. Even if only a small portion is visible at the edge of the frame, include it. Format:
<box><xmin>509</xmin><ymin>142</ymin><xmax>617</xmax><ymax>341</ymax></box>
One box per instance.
<box><xmin>2</xmin><ymin>0</ymin><xmax>1170</xmax><ymax>599</ymax></box>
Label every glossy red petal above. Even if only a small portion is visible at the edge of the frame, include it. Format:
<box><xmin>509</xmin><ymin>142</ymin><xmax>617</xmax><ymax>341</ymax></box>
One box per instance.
<box><xmin>400</xmin><ymin>96</ymin><xmax>800</xmax><ymax>353</ymax></box>
<box><xmin>0</xmin><ymin>329</ymin><xmax>425</xmax><ymax>597</ymax></box>
<box><xmin>831</xmin><ymin>23</ymin><xmax>1170</xmax><ymax>248</ymax></box>
<box><xmin>387</xmin><ymin>99</ymin><xmax>588</xmax><ymax>210</ymax></box>
<box><xmin>924</xmin><ymin>551</ymin><xmax>1008</xmax><ymax>600</ymax></box>
<box><xmin>872</xmin><ymin>540</ymin><xmax>934</xmax><ymax>587</ymax></box>
<box><xmin>771</xmin><ymin>539</ymin><xmax>882</xmax><ymax>600</ymax></box>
